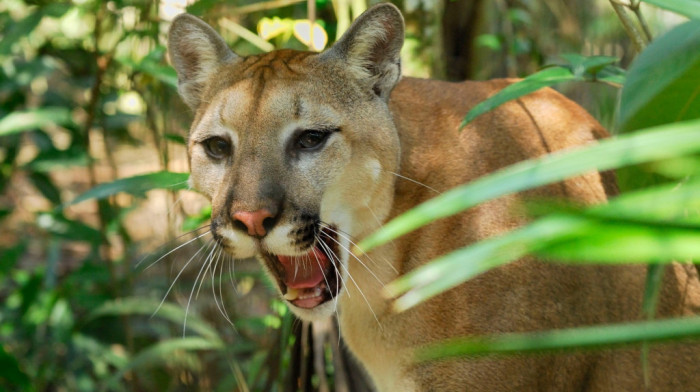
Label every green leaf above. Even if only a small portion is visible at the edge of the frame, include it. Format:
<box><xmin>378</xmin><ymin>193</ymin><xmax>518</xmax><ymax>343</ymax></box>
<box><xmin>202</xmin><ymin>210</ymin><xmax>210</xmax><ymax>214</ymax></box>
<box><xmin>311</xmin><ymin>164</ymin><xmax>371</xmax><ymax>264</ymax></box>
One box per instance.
<box><xmin>88</xmin><ymin>298</ymin><xmax>222</xmax><ymax>343</ymax></box>
<box><xmin>642</xmin><ymin>0</ymin><xmax>700</xmax><ymax>19</ymax></box>
<box><xmin>475</xmin><ymin>34</ymin><xmax>501</xmax><ymax>50</ymax></box>
<box><xmin>594</xmin><ymin>65</ymin><xmax>626</xmax><ymax>86</ymax></box>
<box><xmin>42</xmin><ymin>3</ymin><xmax>72</xmax><ymax>18</ymax></box>
<box><xmin>461</xmin><ymin>66</ymin><xmax>581</xmax><ymax>127</ymax></box>
<box><xmin>66</xmin><ymin>171</ymin><xmax>189</xmax><ymax>206</ymax></box>
<box><xmin>186</xmin><ymin>0</ymin><xmax>222</xmax><ymax>15</ymax></box>
<box><xmin>28</xmin><ymin>171</ymin><xmax>62</xmax><ymax>205</ymax></box>
<box><xmin>0</xmin><ymin>107</ymin><xmax>74</xmax><ymax>136</ymax></box>
<box><xmin>164</xmin><ymin>133</ymin><xmax>186</xmax><ymax>145</ymax></box>
<box><xmin>356</xmin><ymin>118</ymin><xmax>700</xmax><ymax>254</ymax></box>
<box><xmin>588</xmin><ymin>179</ymin><xmax>700</xmax><ymax>225</ymax></box>
<box><xmin>642</xmin><ymin>264</ymin><xmax>665</xmax><ymax>319</ymax></box>
<box><xmin>617</xmin><ymin>21</ymin><xmax>700</xmax><ymax>133</ymax></box>
<box><xmin>538</xmin><ymin>219</ymin><xmax>700</xmax><ymax>262</ymax></box>
<box><xmin>107</xmin><ymin>337</ymin><xmax>223</xmax><ymax>387</ymax></box>
<box><xmin>138</xmin><ymin>59</ymin><xmax>178</xmax><ymax>88</ymax></box>
<box><xmin>24</xmin><ymin>146</ymin><xmax>89</xmax><ymax>172</ymax></box>
<box><xmin>0</xmin><ymin>242</ymin><xmax>27</xmax><ymax>277</ymax></box>
<box><xmin>115</xmin><ymin>51</ymin><xmax>178</xmax><ymax>88</ymax></box>
<box><xmin>0</xmin><ymin>10</ymin><xmax>43</xmax><ymax>56</ymax></box>
<box><xmin>617</xmin><ymin>22</ymin><xmax>700</xmax><ymax>192</ymax></box>
<box><xmin>384</xmin><ymin>179</ymin><xmax>700</xmax><ymax>310</ymax></box>
<box><xmin>36</xmin><ymin>213</ymin><xmax>101</xmax><ymax>244</ymax></box>
<box><xmin>383</xmin><ymin>216</ymin><xmax>592</xmax><ymax>311</ymax></box>
<box><xmin>0</xmin><ymin>344</ymin><xmax>32</xmax><ymax>391</ymax></box>
<box><xmin>72</xmin><ymin>333</ymin><xmax>129</xmax><ymax>369</ymax></box>
<box><xmin>416</xmin><ymin>317</ymin><xmax>700</xmax><ymax>361</ymax></box>
<box><xmin>462</xmin><ymin>54</ymin><xmax>624</xmax><ymax>126</ymax></box>
<box><xmin>182</xmin><ymin>205</ymin><xmax>211</xmax><ymax>232</ymax></box>
<box><xmin>558</xmin><ymin>53</ymin><xmax>618</xmax><ymax>76</ymax></box>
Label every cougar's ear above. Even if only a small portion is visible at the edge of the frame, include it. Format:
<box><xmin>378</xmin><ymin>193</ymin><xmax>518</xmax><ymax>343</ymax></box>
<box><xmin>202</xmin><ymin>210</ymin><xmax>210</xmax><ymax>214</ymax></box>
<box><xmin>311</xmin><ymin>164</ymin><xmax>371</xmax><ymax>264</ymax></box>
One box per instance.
<box><xmin>168</xmin><ymin>14</ymin><xmax>239</xmax><ymax>109</ymax></box>
<box><xmin>321</xmin><ymin>3</ymin><xmax>404</xmax><ymax>100</ymax></box>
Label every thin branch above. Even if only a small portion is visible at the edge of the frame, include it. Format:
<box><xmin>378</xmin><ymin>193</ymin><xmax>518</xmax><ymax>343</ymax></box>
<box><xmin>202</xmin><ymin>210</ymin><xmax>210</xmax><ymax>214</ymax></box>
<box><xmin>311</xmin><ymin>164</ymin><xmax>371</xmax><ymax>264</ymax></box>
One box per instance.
<box><xmin>608</xmin><ymin>0</ymin><xmax>648</xmax><ymax>52</ymax></box>
<box><xmin>231</xmin><ymin>0</ymin><xmax>305</xmax><ymax>14</ymax></box>
<box><xmin>631</xmin><ymin>5</ymin><xmax>653</xmax><ymax>42</ymax></box>
<box><xmin>307</xmin><ymin>0</ymin><xmax>316</xmax><ymax>52</ymax></box>
<box><xmin>218</xmin><ymin>18</ymin><xmax>274</xmax><ymax>52</ymax></box>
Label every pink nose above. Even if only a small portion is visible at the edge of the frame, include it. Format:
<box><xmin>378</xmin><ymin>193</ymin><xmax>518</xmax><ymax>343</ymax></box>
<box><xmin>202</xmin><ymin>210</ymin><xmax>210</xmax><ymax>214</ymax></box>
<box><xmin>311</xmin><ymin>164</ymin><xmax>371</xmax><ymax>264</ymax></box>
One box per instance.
<box><xmin>232</xmin><ymin>209</ymin><xmax>274</xmax><ymax>237</ymax></box>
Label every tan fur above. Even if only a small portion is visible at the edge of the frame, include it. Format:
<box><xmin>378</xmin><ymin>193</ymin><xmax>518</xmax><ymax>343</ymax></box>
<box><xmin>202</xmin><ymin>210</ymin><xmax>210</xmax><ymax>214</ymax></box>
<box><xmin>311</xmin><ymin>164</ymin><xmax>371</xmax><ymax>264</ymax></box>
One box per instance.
<box><xmin>169</xmin><ymin>5</ymin><xmax>700</xmax><ymax>391</ymax></box>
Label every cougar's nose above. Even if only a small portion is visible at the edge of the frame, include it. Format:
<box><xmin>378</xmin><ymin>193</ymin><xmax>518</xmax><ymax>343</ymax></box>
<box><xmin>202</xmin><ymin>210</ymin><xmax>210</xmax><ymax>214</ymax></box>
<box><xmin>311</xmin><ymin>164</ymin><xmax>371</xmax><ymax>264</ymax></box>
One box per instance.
<box><xmin>232</xmin><ymin>209</ymin><xmax>275</xmax><ymax>237</ymax></box>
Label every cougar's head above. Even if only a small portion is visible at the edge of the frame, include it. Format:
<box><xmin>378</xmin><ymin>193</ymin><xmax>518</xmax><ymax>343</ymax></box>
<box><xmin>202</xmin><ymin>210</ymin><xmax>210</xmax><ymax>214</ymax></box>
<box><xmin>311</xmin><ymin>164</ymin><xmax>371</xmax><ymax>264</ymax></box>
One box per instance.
<box><xmin>168</xmin><ymin>4</ymin><xmax>404</xmax><ymax>319</ymax></box>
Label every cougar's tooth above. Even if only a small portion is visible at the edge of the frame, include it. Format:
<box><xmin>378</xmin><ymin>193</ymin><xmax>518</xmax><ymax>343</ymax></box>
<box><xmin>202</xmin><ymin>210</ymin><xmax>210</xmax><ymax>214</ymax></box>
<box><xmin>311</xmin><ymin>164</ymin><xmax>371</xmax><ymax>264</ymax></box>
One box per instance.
<box><xmin>283</xmin><ymin>287</ymin><xmax>300</xmax><ymax>300</ymax></box>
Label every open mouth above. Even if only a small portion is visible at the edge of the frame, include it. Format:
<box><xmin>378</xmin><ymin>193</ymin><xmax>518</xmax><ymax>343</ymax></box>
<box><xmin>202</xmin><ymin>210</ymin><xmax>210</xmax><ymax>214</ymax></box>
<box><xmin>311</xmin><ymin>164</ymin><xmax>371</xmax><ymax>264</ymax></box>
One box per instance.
<box><xmin>263</xmin><ymin>225</ymin><xmax>342</xmax><ymax>309</ymax></box>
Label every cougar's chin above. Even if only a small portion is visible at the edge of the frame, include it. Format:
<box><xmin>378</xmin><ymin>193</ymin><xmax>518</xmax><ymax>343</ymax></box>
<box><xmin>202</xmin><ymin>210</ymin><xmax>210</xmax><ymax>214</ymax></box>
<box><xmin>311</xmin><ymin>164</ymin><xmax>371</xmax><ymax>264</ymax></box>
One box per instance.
<box><xmin>260</xmin><ymin>225</ymin><xmax>344</xmax><ymax>318</ymax></box>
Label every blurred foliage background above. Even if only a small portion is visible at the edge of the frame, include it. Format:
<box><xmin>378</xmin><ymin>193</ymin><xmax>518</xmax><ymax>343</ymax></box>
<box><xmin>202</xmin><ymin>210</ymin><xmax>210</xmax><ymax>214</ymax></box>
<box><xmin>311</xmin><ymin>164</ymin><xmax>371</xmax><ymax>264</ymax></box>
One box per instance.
<box><xmin>0</xmin><ymin>0</ymin><xmax>697</xmax><ymax>391</ymax></box>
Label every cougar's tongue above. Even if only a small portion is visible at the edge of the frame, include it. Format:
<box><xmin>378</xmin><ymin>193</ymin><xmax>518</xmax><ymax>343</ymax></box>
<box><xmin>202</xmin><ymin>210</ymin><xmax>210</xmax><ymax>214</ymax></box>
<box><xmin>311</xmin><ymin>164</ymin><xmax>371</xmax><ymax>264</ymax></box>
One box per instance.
<box><xmin>277</xmin><ymin>247</ymin><xmax>330</xmax><ymax>289</ymax></box>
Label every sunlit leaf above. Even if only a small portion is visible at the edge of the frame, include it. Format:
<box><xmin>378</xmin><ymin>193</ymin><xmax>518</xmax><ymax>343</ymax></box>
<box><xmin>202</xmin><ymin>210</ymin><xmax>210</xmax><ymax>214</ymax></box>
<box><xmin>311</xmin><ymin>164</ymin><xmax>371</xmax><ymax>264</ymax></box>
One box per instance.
<box><xmin>539</xmin><ymin>219</ymin><xmax>700</xmax><ymax>262</ymax></box>
<box><xmin>67</xmin><ymin>171</ymin><xmax>189</xmax><ymax>206</ymax></box>
<box><xmin>642</xmin><ymin>0</ymin><xmax>700</xmax><ymax>19</ymax></box>
<box><xmin>356</xmin><ymin>118</ymin><xmax>700</xmax><ymax>254</ymax></box>
<box><xmin>417</xmin><ymin>317</ymin><xmax>700</xmax><ymax>361</ymax></box>
<box><xmin>648</xmin><ymin>156</ymin><xmax>700</xmax><ymax>179</ymax></box>
<box><xmin>589</xmin><ymin>180</ymin><xmax>700</xmax><ymax>224</ymax></box>
<box><xmin>293</xmin><ymin>20</ymin><xmax>328</xmax><ymax>51</ymax></box>
<box><xmin>0</xmin><ymin>107</ymin><xmax>74</xmax><ymax>136</ymax></box>
<box><xmin>258</xmin><ymin>17</ymin><xmax>290</xmax><ymax>40</ymax></box>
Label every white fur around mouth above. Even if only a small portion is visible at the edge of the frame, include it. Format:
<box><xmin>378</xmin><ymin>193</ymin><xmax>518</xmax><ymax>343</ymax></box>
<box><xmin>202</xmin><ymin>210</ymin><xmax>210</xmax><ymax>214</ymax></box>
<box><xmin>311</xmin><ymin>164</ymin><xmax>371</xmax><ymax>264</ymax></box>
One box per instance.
<box><xmin>263</xmin><ymin>225</ymin><xmax>342</xmax><ymax>310</ymax></box>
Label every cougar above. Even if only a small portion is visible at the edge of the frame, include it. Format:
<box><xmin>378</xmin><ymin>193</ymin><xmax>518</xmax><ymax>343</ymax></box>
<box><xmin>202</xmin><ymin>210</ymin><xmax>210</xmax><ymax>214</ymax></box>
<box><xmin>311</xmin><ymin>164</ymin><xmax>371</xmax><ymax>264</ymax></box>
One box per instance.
<box><xmin>168</xmin><ymin>4</ymin><xmax>700</xmax><ymax>391</ymax></box>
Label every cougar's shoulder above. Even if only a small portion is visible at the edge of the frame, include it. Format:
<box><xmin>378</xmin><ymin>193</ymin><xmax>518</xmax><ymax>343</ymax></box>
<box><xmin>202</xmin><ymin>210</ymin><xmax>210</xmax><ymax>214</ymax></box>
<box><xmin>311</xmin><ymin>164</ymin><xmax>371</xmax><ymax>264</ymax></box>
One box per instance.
<box><xmin>387</xmin><ymin>76</ymin><xmax>612</xmax><ymax>228</ymax></box>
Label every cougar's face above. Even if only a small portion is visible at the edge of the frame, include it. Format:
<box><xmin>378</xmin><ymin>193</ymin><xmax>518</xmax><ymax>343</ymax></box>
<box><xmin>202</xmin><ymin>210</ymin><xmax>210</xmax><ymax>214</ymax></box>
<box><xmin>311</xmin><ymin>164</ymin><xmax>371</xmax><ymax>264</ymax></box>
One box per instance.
<box><xmin>187</xmin><ymin>52</ymin><xmax>399</xmax><ymax>319</ymax></box>
<box><xmin>170</xmin><ymin>3</ymin><xmax>404</xmax><ymax>320</ymax></box>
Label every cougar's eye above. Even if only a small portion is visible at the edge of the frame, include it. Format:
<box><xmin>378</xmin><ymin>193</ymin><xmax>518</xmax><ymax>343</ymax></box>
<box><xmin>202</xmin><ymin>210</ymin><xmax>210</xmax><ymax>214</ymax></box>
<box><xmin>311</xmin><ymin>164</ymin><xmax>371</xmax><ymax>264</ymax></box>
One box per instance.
<box><xmin>296</xmin><ymin>130</ymin><xmax>330</xmax><ymax>150</ymax></box>
<box><xmin>203</xmin><ymin>137</ymin><xmax>231</xmax><ymax>160</ymax></box>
